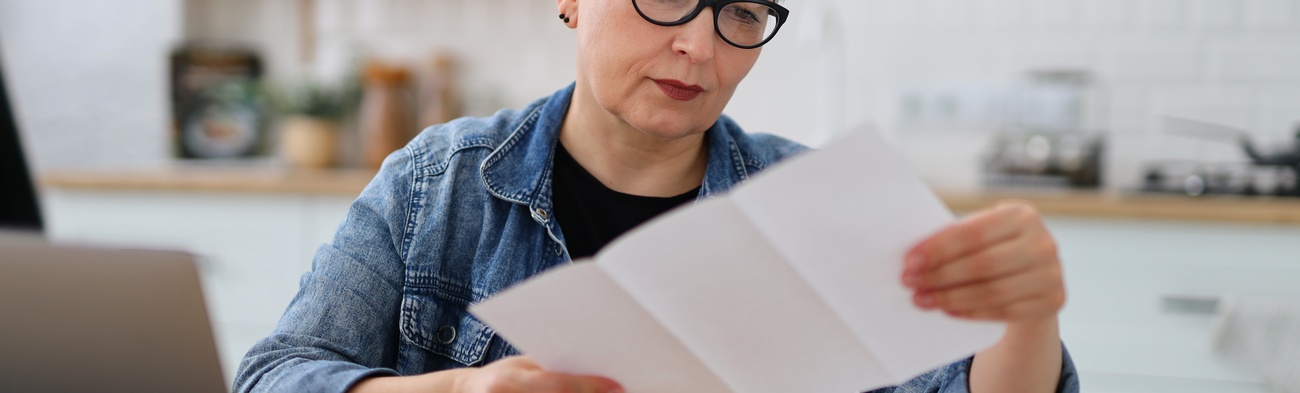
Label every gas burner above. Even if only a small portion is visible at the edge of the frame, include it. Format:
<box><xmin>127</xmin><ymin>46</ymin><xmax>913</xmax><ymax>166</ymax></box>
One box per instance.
<box><xmin>1141</xmin><ymin>161</ymin><xmax>1299</xmax><ymax>197</ymax></box>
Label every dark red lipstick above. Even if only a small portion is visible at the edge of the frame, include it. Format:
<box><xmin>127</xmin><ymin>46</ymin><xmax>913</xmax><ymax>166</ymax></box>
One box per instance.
<box><xmin>653</xmin><ymin>79</ymin><xmax>704</xmax><ymax>101</ymax></box>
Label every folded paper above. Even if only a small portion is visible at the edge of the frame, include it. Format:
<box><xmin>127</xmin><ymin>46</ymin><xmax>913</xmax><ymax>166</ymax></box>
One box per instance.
<box><xmin>471</xmin><ymin>127</ymin><xmax>1005</xmax><ymax>393</ymax></box>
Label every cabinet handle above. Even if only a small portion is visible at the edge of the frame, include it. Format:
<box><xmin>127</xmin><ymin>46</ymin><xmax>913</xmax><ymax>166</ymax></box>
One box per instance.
<box><xmin>1161</xmin><ymin>293</ymin><xmax>1221</xmax><ymax>315</ymax></box>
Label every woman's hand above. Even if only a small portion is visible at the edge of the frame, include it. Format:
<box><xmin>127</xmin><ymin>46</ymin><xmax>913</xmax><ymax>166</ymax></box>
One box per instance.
<box><xmin>901</xmin><ymin>202</ymin><xmax>1066</xmax><ymax>325</ymax></box>
<box><xmin>349</xmin><ymin>356</ymin><xmax>622</xmax><ymax>393</ymax></box>
<box><xmin>458</xmin><ymin>356</ymin><xmax>623</xmax><ymax>393</ymax></box>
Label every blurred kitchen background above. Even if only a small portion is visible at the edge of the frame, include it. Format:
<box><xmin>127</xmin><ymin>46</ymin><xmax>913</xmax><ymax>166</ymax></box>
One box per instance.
<box><xmin>3</xmin><ymin>0</ymin><xmax>1300</xmax><ymax>392</ymax></box>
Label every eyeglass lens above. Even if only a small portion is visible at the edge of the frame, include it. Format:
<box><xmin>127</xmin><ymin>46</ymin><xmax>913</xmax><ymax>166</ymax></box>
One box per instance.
<box><xmin>635</xmin><ymin>0</ymin><xmax>782</xmax><ymax>48</ymax></box>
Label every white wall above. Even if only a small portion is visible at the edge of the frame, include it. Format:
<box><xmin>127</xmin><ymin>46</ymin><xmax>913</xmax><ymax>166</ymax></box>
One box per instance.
<box><xmin>0</xmin><ymin>0</ymin><xmax>182</xmax><ymax>172</ymax></box>
<box><xmin>7</xmin><ymin>0</ymin><xmax>1300</xmax><ymax>190</ymax></box>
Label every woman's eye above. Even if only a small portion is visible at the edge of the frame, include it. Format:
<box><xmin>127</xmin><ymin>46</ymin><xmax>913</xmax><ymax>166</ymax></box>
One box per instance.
<box><xmin>726</xmin><ymin>6</ymin><xmax>761</xmax><ymax>24</ymax></box>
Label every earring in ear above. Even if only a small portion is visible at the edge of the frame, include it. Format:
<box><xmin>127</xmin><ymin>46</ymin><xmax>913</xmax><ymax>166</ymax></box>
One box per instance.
<box><xmin>561</xmin><ymin>14</ymin><xmax>570</xmax><ymax>23</ymax></box>
<box><xmin>564</xmin><ymin>16</ymin><xmax>571</xmax><ymax>23</ymax></box>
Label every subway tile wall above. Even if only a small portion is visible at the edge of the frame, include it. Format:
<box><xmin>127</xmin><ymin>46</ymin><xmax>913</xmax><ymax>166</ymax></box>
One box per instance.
<box><xmin>6</xmin><ymin>0</ymin><xmax>1300</xmax><ymax>190</ymax></box>
<box><xmin>0</xmin><ymin>0</ymin><xmax>183</xmax><ymax>171</ymax></box>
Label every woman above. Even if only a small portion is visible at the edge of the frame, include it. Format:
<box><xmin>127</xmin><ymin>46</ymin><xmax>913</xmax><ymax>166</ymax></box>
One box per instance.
<box><xmin>235</xmin><ymin>0</ymin><xmax>1080</xmax><ymax>392</ymax></box>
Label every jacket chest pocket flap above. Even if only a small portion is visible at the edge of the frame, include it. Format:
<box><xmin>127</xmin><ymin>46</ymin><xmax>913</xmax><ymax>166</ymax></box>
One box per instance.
<box><xmin>400</xmin><ymin>288</ymin><xmax>495</xmax><ymax>366</ymax></box>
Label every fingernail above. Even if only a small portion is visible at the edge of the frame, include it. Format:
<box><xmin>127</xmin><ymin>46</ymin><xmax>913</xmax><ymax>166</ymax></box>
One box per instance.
<box><xmin>915</xmin><ymin>293</ymin><xmax>934</xmax><ymax>308</ymax></box>
<box><xmin>902</xmin><ymin>273</ymin><xmax>921</xmax><ymax>288</ymax></box>
<box><xmin>905</xmin><ymin>255</ymin><xmax>926</xmax><ymax>273</ymax></box>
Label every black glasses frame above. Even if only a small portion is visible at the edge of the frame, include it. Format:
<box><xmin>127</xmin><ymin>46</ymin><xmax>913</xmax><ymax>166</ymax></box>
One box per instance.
<box><xmin>632</xmin><ymin>0</ymin><xmax>790</xmax><ymax>49</ymax></box>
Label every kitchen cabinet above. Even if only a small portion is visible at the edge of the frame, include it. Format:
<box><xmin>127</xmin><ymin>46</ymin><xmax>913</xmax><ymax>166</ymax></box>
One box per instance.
<box><xmin>42</xmin><ymin>183</ymin><xmax>356</xmax><ymax>382</ymax></box>
<box><xmin>1043</xmin><ymin>217</ymin><xmax>1297</xmax><ymax>392</ymax></box>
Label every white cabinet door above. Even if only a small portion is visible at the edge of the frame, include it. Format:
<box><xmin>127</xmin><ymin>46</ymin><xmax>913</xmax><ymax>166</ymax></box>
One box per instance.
<box><xmin>1047</xmin><ymin>217</ymin><xmax>1300</xmax><ymax>393</ymax></box>
<box><xmin>42</xmin><ymin>189</ymin><xmax>355</xmax><ymax>383</ymax></box>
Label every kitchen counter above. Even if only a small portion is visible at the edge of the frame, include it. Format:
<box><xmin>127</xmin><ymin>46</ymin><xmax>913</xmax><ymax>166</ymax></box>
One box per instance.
<box><xmin>41</xmin><ymin>167</ymin><xmax>377</xmax><ymax>195</ymax></box>
<box><xmin>40</xmin><ymin>168</ymin><xmax>1300</xmax><ymax>224</ymax></box>
<box><xmin>940</xmin><ymin>189</ymin><xmax>1300</xmax><ymax>224</ymax></box>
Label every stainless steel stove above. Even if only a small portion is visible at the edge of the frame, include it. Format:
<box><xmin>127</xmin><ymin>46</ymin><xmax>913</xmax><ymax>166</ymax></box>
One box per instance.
<box><xmin>1141</xmin><ymin>161</ymin><xmax>1299</xmax><ymax>197</ymax></box>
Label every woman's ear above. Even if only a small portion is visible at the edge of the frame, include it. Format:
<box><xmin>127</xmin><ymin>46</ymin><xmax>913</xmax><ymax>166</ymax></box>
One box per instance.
<box><xmin>556</xmin><ymin>0</ymin><xmax>577</xmax><ymax>27</ymax></box>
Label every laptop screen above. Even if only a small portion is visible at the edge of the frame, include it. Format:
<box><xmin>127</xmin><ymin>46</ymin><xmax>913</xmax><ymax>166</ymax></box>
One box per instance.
<box><xmin>0</xmin><ymin>61</ymin><xmax>43</xmax><ymax>231</ymax></box>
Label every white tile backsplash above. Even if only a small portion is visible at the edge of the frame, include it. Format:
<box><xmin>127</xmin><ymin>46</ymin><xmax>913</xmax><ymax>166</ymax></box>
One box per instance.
<box><xmin>1099</xmin><ymin>35</ymin><xmax>1203</xmax><ymax>81</ymax></box>
<box><xmin>1242</xmin><ymin>0</ymin><xmax>1295</xmax><ymax>29</ymax></box>
<box><xmin>1135</xmin><ymin>0</ymin><xmax>1189</xmax><ymax>29</ymax></box>
<box><xmin>1</xmin><ymin>0</ymin><xmax>182</xmax><ymax>172</ymax></box>
<box><xmin>993</xmin><ymin>34</ymin><xmax>1099</xmax><ymax>72</ymax></box>
<box><xmin>1219</xmin><ymin>52</ymin><xmax>1300</xmax><ymax>83</ymax></box>
<box><xmin>877</xmin><ymin>0</ymin><xmax>925</xmax><ymax>32</ymax></box>
<box><xmin>314</xmin><ymin>0</ymin><xmax>353</xmax><ymax>34</ymax></box>
<box><xmin>973</xmin><ymin>0</ymin><xmax>1028</xmax><ymax>31</ymax></box>
<box><xmin>4</xmin><ymin>0</ymin><xmax>1300</xmax><ymax>190</ymax></box>
<box><xmin>1103</xmin><ymin>86</ymin><xmax>1152</xmax><ymax>135</ymax></box>
<box><xmin>1149</xmin><ymin>87</ymin><xmax>1256</xmax><ymax>130</ymax></box>
<box><xmin>918</xmin><ymin>0</ymin><xmax>975</xmax><ymax>31</ymax></box>
<box><xmin>1207</xmin><ymin>35</ymin><xmax>1300</xmax><ymax>83</ymax></box>
<box><xmin>1251</xmin><ymin>93</ymin><xmax>1300</xmax><ymax>138</ymax></box>
<box><xmin>1188</xmin><ymin>0</ymin><xmax>1244</xmax><ymax>29</ymax></box>
<box><xmin>1082</xmin><ymin>0</ymin><xmax>1134</xmax><ymax>29</ymax></box>
<box><xmin>1026</xmin><ymin>0</ymin><xmax>1080</xmax><ymax>30</ymax></box>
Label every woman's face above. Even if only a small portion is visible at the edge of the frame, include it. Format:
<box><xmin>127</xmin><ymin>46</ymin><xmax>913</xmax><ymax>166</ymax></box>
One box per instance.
<box><xmin>570</xmin><ymin>0</ymin><xmax>763</xmax><ymax>140</ymax></box>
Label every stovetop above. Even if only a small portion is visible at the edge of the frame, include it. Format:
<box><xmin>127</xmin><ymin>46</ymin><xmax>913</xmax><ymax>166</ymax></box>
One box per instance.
<box><xmin>1141</xmin><ymin>161</ymin><xmax>1299</xmax><ymax>197</ymax></box>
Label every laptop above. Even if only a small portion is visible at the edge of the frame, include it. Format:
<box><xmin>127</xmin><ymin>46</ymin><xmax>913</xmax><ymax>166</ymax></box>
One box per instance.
<box><xmin>0</xmin><ymin>236</ymin><xmax>228</xmax><ymax>392</ymax></box>
<box><xmin>0</xmin><ymin>58</ymin><xmax>227</xmax><ymax>392</ymax></box>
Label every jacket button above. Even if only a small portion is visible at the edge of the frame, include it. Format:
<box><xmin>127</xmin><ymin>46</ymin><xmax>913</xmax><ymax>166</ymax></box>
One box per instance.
<box><xmin>535</xmin><ymin>208</ymin><xmax>549</xmax><ymax>219</ymax></box>
<box><xmin>436</xmin><ymin>325</ymin><xmax>456</xmax><ymax>345</ymax></box>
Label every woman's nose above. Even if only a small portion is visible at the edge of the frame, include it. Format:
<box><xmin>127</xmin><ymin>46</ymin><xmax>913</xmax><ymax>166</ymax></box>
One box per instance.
<box><xmin>671</xmin><ymin>9</ymin><xmax>716</xmax><ymax>63</ymax></box>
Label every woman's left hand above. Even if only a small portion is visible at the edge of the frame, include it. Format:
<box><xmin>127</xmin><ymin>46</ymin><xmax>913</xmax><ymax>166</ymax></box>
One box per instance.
<box><xmin>901</xmin><ymin>202</ymin><xmax>1066</xmax><ymax>325</ymax></box>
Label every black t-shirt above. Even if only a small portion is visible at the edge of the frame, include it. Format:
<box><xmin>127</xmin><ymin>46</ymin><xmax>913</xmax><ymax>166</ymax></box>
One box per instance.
<box><xmin>551</xmin><ymin>142</ymin><xmax>700</xmax><ymax>259</ymax></box>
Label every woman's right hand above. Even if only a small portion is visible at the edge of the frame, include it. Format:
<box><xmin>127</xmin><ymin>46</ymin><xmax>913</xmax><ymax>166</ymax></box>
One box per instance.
<box><xmin>349</xmin><ymin>356</ymin><xmax>623</xmax><ymax>393</ymax></box>
<box><xmin>458</xmin><ymin>356</ymin><xmax>623</xmax><ymax>393</ymax></box>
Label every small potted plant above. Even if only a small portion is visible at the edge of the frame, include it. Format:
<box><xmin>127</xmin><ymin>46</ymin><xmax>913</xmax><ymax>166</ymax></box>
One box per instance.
<box><xmin>269</xmin><ymin>79</ymin><xmax>359</xmax><ymax>168</ymax></box>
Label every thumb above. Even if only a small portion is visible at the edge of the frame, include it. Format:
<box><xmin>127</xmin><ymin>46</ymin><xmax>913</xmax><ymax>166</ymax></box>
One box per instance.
<box><xmin>554</xmin><ymin>374</ymin><xmax>623</xmax><ymax>393</ymax></box>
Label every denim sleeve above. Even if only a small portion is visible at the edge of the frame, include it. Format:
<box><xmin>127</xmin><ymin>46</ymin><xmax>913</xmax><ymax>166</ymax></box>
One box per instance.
<box><xmin>232</xmin><ymin>148</ymin><xmax>415</xmax><ymax>393</ymax></box>
<box><xmin>865</xmin><ymin>343</ymin><xmax>1080</xmax><ymax>393</ymax></box>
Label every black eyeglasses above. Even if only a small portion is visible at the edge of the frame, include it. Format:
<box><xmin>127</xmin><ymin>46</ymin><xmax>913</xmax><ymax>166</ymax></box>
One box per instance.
<box><xmin>632</xmin><ymin>0</ymin><xmax>789</xmax><ymax>49</ymax></box>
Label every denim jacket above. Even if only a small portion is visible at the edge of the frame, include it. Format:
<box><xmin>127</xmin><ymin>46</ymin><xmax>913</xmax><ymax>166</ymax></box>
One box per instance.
<box><xmin>234</xmin><ymin>84</ymin><xmax>1079</xmax><ymax>393</ymax></box>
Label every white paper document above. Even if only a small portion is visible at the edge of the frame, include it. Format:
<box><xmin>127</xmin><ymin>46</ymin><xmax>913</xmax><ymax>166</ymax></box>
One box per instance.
<box><xmin>470</xmin><ymin>127</ymin><xmax>1005</xmax><ymax>393</ymax></box>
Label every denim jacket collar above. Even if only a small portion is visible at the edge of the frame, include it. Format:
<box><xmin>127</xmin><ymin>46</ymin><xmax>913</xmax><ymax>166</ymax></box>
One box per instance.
<box><xmin>479</xmin><ymin>84</ymin><xmax>751</xmax><ymax>212</ymax></box>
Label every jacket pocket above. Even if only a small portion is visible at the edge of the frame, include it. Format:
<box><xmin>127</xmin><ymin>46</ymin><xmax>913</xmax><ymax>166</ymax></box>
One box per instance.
<box><xmin>399</xmin><ymin>287</ymin><xmax>495</xmax><ymax>366</ymax></box>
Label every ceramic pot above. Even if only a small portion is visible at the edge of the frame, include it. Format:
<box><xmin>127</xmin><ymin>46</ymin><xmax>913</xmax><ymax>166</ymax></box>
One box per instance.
<box><xmin>280</xmin><ymin>116</ymin><xmax>340</xmax><ymax>168</ymax></box>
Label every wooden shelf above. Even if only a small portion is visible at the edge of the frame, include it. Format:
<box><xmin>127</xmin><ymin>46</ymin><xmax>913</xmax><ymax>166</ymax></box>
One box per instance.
<box><xmin>41</xmin><ymin>167</ymin><xmax>377</xmax><ymax>196</ymax></box>
<box><xmin>941</xmin><ymin>189</ymin><xmax>1300</xmax><ymax>225</ymax></box>
<box><xmin>41</xmin><ymin>168</ymin><xmax>1300</xmax><ymax>224</ymax></box>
